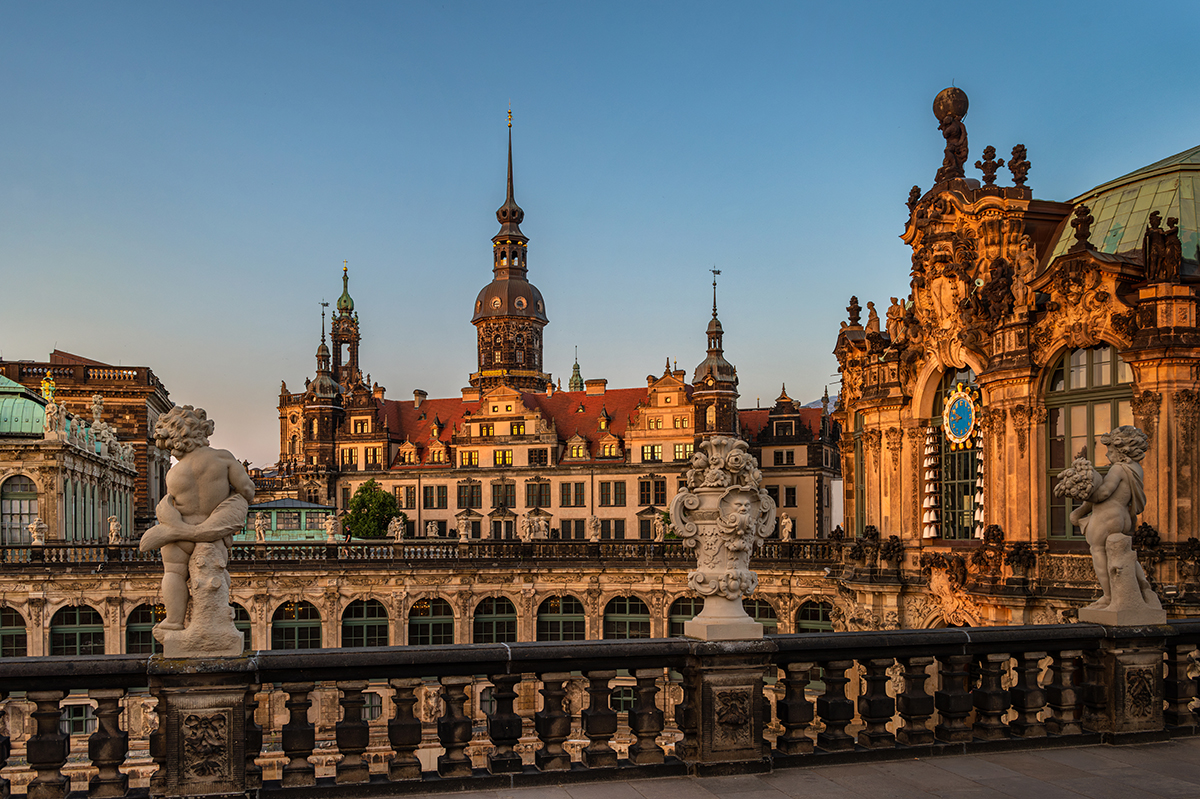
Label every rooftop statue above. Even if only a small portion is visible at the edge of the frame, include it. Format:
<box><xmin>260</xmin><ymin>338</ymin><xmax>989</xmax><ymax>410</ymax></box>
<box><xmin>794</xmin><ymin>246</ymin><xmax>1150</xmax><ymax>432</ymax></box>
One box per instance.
<box><xmin>1053</xmin><ymin>425</ymin><xmax>1165</xmax><ymax>625</ymax></box>
<box><xmin>139</xmin><ymin>406</ymin><xmax>255</xmax><ymax>657</ymax></box>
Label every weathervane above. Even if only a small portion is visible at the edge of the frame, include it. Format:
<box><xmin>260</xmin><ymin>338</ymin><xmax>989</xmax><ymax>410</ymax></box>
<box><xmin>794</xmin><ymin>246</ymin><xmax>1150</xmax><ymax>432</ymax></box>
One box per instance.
<box><xmin>711</xmin><ymin>267</ymin><xmax>722</xmax><ymax>316</ymax></box>
<box><xmin>320</xmin><ymin>301</ymin><xmax>329</xmax><ymax>343</ymax></box>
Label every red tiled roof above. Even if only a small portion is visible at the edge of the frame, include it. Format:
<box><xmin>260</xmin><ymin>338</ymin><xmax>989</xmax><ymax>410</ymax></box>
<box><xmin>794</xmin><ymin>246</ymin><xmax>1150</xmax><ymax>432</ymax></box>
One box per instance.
<box><xmin>739</xmin><ymin>409</ymin><xmax>770</xmax><ymax>440</ymax></box>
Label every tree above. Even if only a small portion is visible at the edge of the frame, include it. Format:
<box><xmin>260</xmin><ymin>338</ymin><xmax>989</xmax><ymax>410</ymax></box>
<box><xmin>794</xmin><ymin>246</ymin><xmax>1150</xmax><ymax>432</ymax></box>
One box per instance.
<box><xmin>343</xmin><ymin>479</ymin><xmax>402</xmax><ymax>540</ymax></box>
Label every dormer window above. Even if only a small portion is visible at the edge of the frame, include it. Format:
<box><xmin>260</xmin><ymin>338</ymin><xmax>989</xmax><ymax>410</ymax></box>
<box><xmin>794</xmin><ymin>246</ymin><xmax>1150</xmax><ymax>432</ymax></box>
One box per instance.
<box><xmin>599</xmin><ymin>417</ymin><xmax>608</xmax><ymax>430</ymax></box>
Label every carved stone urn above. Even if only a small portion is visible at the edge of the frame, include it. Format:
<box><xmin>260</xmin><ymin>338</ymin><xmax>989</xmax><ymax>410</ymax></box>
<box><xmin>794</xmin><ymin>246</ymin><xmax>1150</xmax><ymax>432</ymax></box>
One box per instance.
<box><xmin>670</xmin><ymin>436</ymin><xmax>777</xmax><ymax>640</ymax></box>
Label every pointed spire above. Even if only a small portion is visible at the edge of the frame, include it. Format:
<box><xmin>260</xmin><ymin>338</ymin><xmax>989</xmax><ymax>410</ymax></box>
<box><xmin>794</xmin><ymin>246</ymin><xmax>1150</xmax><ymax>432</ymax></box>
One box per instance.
<box><xmin>336</xmin><ymin>261</ymin><xmax>354</xmax><ymax>313</ymax></box>
<box><xmin>569</xmin><ymin>347</ymin><xmax>584</xmax><ymax>392</ymax></box>
<box><xmin>496</xmin><ymin>111</ymin><xmax>524</xmax><ymax>232</ymax></box>
<box><xmin>776</xmin><ymin>383</ymin><xmax>792</xmax><ymax>403</ymax></box>
<box><xmin>711</xmin><ymin>267</ymin><xmax>721</xmax><ymax>318</ymax></box>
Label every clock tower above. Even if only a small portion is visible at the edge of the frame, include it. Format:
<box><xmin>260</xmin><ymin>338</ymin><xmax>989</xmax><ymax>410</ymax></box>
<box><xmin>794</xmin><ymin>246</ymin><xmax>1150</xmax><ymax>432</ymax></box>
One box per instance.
<box><xmin>692</xmin><ymin>270</ymin><xmax>739</xmax><ymax>441</ymax></box>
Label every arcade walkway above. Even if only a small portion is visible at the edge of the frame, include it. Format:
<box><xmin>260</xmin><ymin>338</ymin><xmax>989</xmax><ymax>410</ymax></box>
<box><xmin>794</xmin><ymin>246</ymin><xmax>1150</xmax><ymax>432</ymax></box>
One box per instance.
<box><xmin>396</xmin><ymin>738</ymin><xmax>1200</xmax><ymax>799</ymax></box>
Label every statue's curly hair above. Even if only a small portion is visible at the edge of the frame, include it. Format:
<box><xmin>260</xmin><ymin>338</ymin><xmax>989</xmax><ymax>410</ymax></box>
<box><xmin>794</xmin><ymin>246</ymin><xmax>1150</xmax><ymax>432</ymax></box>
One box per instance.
<box><xmin>154</xmin><ymin>405</ymin><xmax>214</xmax><ymax>453</ymax></box>
<box><xmin>1100</xmin><ymin>425</ymin><xmax>1149</xmax><ymax>463</ymax></box>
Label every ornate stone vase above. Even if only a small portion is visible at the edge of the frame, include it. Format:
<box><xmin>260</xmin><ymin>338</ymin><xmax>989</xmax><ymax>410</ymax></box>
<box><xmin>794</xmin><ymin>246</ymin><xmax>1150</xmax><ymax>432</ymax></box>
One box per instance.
<box><xmin>670</xmin><ymin>436</ymin><xmax>777</xmax><ymax>640</ymax></box>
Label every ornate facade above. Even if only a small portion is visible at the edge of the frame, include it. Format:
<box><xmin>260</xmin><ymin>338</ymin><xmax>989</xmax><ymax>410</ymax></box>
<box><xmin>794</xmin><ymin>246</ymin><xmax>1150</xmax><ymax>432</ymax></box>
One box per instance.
<box><xmin>834</xmin><ymin>88</ymin><xmax>1200</xmax><ymax>624</ymax></box>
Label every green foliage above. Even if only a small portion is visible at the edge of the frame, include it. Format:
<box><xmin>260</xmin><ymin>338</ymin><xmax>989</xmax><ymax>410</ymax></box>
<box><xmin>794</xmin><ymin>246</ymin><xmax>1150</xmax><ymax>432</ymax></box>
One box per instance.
<box><xmin>344</xmin><ymin>479</ymin><xmax>401</xmax><ymax>540</ymax></box>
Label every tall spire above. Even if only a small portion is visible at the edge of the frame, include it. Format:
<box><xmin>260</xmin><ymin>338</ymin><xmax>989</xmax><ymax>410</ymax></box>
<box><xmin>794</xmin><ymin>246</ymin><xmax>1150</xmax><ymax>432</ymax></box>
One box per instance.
<box><xmin>711</xmin><ymin>267</ymin><xmax>721</xmax><ymax>318</ymax></box>
<box><xmin>569</xmin><ymin>347</ymin><xmax>584</xmax><ymax>392</ymax></box>
<box><xmin>336</xmin><ymin>261</ymin><xmax>354</xmax><ymax>314</ymax></box>
<box><xmin>495</xmin><ymin>110</ymin><xmax>524</xmax><ymax>237</ymax></box>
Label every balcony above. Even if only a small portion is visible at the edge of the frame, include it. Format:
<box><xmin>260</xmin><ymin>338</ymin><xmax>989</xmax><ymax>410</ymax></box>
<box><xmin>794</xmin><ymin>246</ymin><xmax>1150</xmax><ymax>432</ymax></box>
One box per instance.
<box><xmin>0</xmin><ymin>621</ymin><xmax>1195</xmax><ymax>798</ymax></box>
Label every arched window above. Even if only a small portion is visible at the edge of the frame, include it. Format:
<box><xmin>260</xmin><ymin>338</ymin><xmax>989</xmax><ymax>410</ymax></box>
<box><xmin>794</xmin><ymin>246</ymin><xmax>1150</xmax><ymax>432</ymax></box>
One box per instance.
<box><xmin>932</xmin><ymin>368</ymin><xmax>978</xmax><ymax>540</ymax></box>
<box><xmin>603</xmin><ymin>596</ymin><xmax>651</xmax><ymax>639</ymax></box>
<box><xmin>536</xmin><ymin>596</ymin><xmax>585</xmax><ymax>641</ymax></box>
<box><xmin>668</xmin><ymin>596</ymin><xmax>704</xmax><ymax>637</ymax></box>
<box><xmin>473</xmin><ymin>596</ymin><xmax>517</xmax><ymax>643</ymax></box>
<box><xmin>342</xmin><ymin>599</ymin><xmax>389</xmax><ymax>648</ymax></box>
<box><xmin>1</xmin><ymin>475</ymin><xmax>38</xmax><ymax>545</ymax></box>
<box><xmin>126</xmin><ymin>603</ymin><xmax>165</xmax><ymax>654</ymax></box>
<box><xmin>272</xmin><ymin>601</ymin><xmax>322</xmax><ymax>650</ymax></box>
<box><xmin>232</xmin><ymin>603</ymin><xmax>251</xmax><ymax>652</ymax></box>
<box><xmin>1047</xmin><ymin>346</ymin><xmax>1134</xmax><ymax>539</ymax></box>
<box><xmin>50</xmin><ymin>605</ymin><xmax>104</xmax><ymax>655</ymax></box>
<box><xmin>795</xmin><ymin>600</ymin><xmax>834</xmax><ymax>632</ymax></box>
<box><xmin>1</xmin><ymin>608</ymin><xmax>27</xmax><ymax>657</ymax></box>
<box><xmin>408</xmin><ymin>598</ymin><xmax>453</xmax><ymax>645</ymax></box>
<box><xmin>743</xmin><ymin>597</ymin><xmax>778</xmax><ymax>634</ymax></box>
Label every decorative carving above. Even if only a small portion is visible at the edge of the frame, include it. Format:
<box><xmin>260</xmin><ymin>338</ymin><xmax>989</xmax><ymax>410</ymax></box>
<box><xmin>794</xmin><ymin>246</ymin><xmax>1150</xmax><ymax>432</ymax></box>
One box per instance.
<box><xmin>1008</xmin><ymin>144</ymin><xmax>1031</xmax><ymax>187</ymax></box>
<box><xmin>1010</xmin><ymin>404</ymin><xmax>1031</xmax><ymax>456</ymax></box>
<box><xmin>670</xmin><ymin>437</ymin><xmax>775</xmax><ymax>639</ymax></box>
<box><xmin>974</xmin><ymin>145</ymin><xmax>1004</xmax><ymax>186</ymax></box>
<box><xmin>1126</xmin><ymin>668</ymin><xmax>1155</xmax><ymax>718</ymax></box>
<box><xmin>1130</xmin><ymin>390</ymin><xmax>1162</xmax><ymax>441</ymax></box>
<box><xmin>1174</xmin><ymin>389</ymin><xmax>1200</xmax><ymax>442</ymax></box>
<box><xmin>933</xmin><ymin>87</ymin><xmax>969</xmax><ymax>183</ymax></box>
<box><xmin>906</xmin><ymin>186</ymin><xmax>921</xmax><ymax>214</ymax></box>
<box><xmin>1068</xmin><ymin>205</ymin><xmax>1094</xmax><ymax>252</ymax></box>
<box><xmin>885</xmin><ymin>428</ymin><xmax>903</xmax><ymax>470</ymax></box>
<box><xmin>846</xmin><ymin>296</ymin><xmax>861</xmax><ymax>327</ymax></box>
<box><xmin>27</xmin><ymin>517</ymin><xmax>46</xmax><ymax>545</ymax></box>
<box><xmin>182</xmin><ymin>711</ymin><xmax>230</xmax><ymax>779</ymax></box>
<box><xmin>1143</xmin><ymin>211</ymin><xmax>1183</xmax><ymax>284</ymax></box>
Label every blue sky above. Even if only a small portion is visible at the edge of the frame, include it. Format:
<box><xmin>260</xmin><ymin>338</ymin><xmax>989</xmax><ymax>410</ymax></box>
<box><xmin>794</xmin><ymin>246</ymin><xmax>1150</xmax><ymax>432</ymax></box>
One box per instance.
<box><xmin>2</xmin><ymin>1</ymin><xmax>1198</xmax><ymax>467</ymax></box>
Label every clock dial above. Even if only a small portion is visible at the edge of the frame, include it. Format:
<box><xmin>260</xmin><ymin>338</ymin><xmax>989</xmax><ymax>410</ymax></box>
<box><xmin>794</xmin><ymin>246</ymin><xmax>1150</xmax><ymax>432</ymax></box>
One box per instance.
<box><xmin>942</xmin><ymin>386</ymin><xmax>978</xmax><ymax>446</ymax></box>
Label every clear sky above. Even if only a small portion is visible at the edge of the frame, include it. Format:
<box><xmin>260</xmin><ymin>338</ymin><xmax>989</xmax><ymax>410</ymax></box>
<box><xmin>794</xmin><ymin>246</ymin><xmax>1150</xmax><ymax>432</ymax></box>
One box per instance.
<box><xmin>2</xmin><ymin>1</ymin><xmax>1197</xmax><ymax>468</ymax></box>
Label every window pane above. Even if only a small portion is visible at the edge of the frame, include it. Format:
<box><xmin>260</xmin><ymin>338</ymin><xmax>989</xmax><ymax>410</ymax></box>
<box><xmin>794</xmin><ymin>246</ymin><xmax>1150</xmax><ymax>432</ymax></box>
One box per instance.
<box><xmin>1093</xmin><ymin>347</ymin><xmax>1112</xmax><ymax>387</ymax></box>
<box><xmin>1117</xmin><ymin>400</ymin><xmax>1132</xmax><ymax>428</ymax></box>
<box><xmin>1069</xmin><ymin>405</ymin><xmax>1088</xmax><ymax>460</ymax></box>
<box><xmin>1116</xmin><ymin>354</ymin><xmax>1133</xmax><ymax>384</ymax></box>
<box><xmin>1093</xmin><ymin>403</ymin><xmax>1112</xmax><ymax>462</ymax></box>
<box><xmin>1069</xmin><ymin>350</ymin><xmax>1087</xmax><ymax>390</ymax></box>
<box><xmin>1048</xmin><ymin>408</ymin><xmax>1065</xmax><ymax>469</ymax></box>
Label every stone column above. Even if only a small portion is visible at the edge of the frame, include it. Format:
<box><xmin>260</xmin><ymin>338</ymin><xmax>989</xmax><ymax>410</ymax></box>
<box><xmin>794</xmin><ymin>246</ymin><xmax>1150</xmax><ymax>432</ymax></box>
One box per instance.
<box><xmin>1082</xmin><ymin>630</ymin><xmax>1168</xmax><ymax>742</ymax></box>
<box><xmin>148</xmin><ymin>657</ymin><xmax>257</xmax><ymax>798</ymax></box>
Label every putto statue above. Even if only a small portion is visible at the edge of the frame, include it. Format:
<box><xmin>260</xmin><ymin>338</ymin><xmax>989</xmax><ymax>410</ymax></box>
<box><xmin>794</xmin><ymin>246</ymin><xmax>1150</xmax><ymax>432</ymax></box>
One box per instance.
<box><xmin>670</xmin><ymin>436</ymin><xmax>776</xmax><ymax>639</ymax></box>
<box><xmin>107</xmin><ymin>515</ymin><xmax>122</xmax><ymax>545</ymax></box>
<box><xmin>139</xmin><ymin>406</ymin><xmax>255</xmax><ymax>657</ymax></box>
<box><xmin>254</xmin><ymin>513</ymin><xmax>268</xmax><ymax>543</ymax></box>
<box><xmin>387</xmin><ymin>515</ymin><xmax>403</xmax><ymax>540</ymax></box>
<box><xmin>1053</xmin><ymin>425</ymin><xmax>1165</xmax><ymax>624</ymax></box>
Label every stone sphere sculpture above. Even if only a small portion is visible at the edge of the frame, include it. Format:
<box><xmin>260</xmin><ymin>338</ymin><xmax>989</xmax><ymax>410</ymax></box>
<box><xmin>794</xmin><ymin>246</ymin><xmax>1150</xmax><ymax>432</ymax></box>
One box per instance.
<box><xmin>670</xmin><ymin>436</ymin><xmax>776</xmax><ymax>640</ymax></box>
<box><xmin>933</xmin><ymin>86</ymin><xmax>969</xmax><ymax>122</ymax></box>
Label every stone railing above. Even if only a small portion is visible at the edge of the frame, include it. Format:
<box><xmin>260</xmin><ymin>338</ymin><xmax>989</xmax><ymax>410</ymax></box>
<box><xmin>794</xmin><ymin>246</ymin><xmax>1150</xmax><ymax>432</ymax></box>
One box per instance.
<box><xmin>0</xmin><ymin>622</ymin><xmax>1196</xmax><ymax>797</ymax></box>
<box><xmin>0</xmin><ymin>539</ymin><xmax>840</xmax><ymax>568</ymax></box>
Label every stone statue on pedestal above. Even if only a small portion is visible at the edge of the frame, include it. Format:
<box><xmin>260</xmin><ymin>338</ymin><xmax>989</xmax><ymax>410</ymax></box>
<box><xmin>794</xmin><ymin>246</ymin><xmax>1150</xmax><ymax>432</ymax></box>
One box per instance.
<box><xmin>387</xmin><ymin>515</ymin><xmax>403</xmax><ymax>540</ymax></box>
<box><xmin>1054</xmin><ymin>425</ymin><xmax>1165</xmax><ymax>624</ymax></box>
<box><xmin>586</xmin><ymin>515</ymin><xmax>601</xmax><ymax>542</ymax></box>
<box><xmin>254</xmin><ymin>513</ymin><xmax>268</xmax><ymax>543</ymax></box>
<box><xmin>27</xmin><ymin>517</ymin><xmax>46</xmax><ymax>545</ymax></box>
<box><xmin>108</xmin><ymin>515</ymin><xmax>122</xmax><ymax>544</ymax></box>
<box><xmin>324</xmin><ymin>514</ymin><xmax>340</xmax><ymax>543</ymax></box>
<box><xmin>139</xmin><ymin>406</ymin><xmax>255</xmax><ymax>657</ymax></box>
<box><xmin>779</xmin><ymin>514</ymin><xmax>793</xmax><ymax>540</ymax></box>
<box><xmin>456</xmin><ymin>518</ymin><xmax>470</xmax><ymax>541</ymax></box>
<box><xmin>670</xmin><ymin>436</ymin><xmax>776</xmax><ymax>640</ymax></box>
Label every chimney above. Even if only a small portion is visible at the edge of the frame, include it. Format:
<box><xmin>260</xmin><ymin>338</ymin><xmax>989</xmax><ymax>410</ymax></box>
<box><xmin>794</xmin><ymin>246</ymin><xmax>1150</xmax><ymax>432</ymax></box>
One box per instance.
<box><xmin>413</xmin><ymin>389</ymin><xmax>427</xmax><ymax>409</ymax></box>
<box><xmin>584</xmin><ymin>379</ymin><xmax>607</xmax><ymax>396</ymax></box>
<box><xmin>373</xmin><ymin>384</ymin><xmax>386</xmax><ymax>400</ymax></box>
<box><xmin>461</xmin><ymin>387</ymin><xmax>481</xmax><ymax>402</ymax></box>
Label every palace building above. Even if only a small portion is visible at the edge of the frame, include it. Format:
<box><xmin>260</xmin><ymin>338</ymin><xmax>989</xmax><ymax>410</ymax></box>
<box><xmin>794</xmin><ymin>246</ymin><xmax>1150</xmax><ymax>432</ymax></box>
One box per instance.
<box><xmin>833</xmin><ymin>88</ymin><xmax>1200</xmax><ymax>626</ymax></box>
<box><xmin>265</xmin><ymin>126</ymin><xmax>841</xmax><ymax>543</ymax></box>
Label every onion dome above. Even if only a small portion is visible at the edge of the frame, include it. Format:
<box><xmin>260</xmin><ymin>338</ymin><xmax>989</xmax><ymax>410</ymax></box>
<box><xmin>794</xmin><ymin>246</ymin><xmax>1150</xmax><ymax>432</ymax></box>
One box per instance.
<box><xmin>336</xmin><ymin>264</ymin><xmax>354</xmax><ymax>313</ymax></box>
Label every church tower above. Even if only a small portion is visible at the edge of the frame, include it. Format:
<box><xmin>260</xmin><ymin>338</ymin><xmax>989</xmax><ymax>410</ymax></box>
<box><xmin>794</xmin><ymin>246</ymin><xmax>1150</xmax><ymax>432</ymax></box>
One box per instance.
<box><xmin>301</xmin><ymin>305</ymin><xmax>344</xmax><ymax>489</ymax></box>
<box><xmin>331</xmin><ymin>263</ymin><xmax>362</xmax><ymax>389</ymax></box>
<box><xmin>469</xmin><ymin>117</ymin><xmax>551</xmax><ymax>393</ymax></box>
<box><xmin>692</xmin><ymin>270</ymin><xmax>739</xmax><ymax>441</ymax></box>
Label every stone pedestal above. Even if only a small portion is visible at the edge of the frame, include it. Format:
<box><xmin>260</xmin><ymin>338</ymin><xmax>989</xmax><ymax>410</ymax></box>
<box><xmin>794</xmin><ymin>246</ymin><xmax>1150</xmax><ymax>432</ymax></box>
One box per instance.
<box><xmin>1079</xmin><ymin>605</ymin><xmax>1166</xmax><ymax>626</ymax></box>
<box><xmin>149</xmin><ymin>657</ymin><xmax>258</xmax><ymax>798</ymax></box>
<box><xmin>675</xmin><ymin>642</ymin><xmax>770</xmax><ymax>766</ymax></box>
<box><xmin>1082</xmin><ymin>633</ymin><xmax>1167</xmax><ymax>741</ymax></box>
<box><xmin>684</xmin><ymin>596</ymin><xmax>763</xmax><ymax>641</ymax></box>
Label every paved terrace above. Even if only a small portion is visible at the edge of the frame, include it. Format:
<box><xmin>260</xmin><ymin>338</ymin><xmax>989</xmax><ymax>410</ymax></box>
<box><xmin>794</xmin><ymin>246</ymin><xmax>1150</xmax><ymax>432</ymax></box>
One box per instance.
<box><xmin>396</xmin><ymin>738</ymin><xmax>1200</xmax><ymax>799</ymax></box>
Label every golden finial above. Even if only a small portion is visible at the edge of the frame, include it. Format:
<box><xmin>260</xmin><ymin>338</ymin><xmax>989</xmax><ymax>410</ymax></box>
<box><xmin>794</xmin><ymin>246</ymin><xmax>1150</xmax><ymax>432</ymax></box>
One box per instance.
<box><xmin>343</xmin><ymin>259</ymin><xmax>348</xmax><ymax>273</ymax></box>
<box><xmin>508</xmin><ymin>104</ymin><xmax>512</xmax><ymax>128</ymax></box>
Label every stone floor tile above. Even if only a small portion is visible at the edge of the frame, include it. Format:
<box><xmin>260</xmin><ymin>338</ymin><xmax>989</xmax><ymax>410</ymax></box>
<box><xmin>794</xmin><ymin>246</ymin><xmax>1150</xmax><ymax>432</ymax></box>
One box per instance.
<box><xmin>932</xmin><ymin>790</ymin><xmax>1015</xmax><ymax>799</ymax></box>
<box><xmin>565</xmin><ymin>781</ymin><xmax>649</xmax><ymax>799</ymax></box>
<box><xmin>923</xmin><ymin>757</ymin><xmax>1024</xmax><ymax>782</ymax></box>
<box><xmin>809</xmin><ymin>767</ymin><xmax>940</xmax><ymax>799</ymax></box>
<box><xmin>985</xmin><ymin>775</ymin><xmax>1092</xmax><ymax>799</ymax></box>
<box><xmin>1035</xmin><ymin>748</ymin><xmax>1132</xmax><ymax>772</ymax></box>
<box><xmin>688</xmin><ymin>774</ymin><xmax>776</xmax><ymax>794</ymax></box>
<box><xmin>626</xmin><ymin>777</ymin><xmax>720</xmax><ymax>799</ymax></box>
<box><xmin>1055</xmin><ymin>775</ymin><xmax>1174</xmax><ymax>799</ymax></box>
<box><xmin>977</xmin><ymin>752</ymin><xmax>1096</xmax><ymax>782</ymax></box>
<box><xmin>1093</xmin><ymin>766</ymin><xmax>1200</xmax><ymax>797</ymax></box>
<box><xmin>755</xmin><ymin>770</ymin><xmax>864</xmax><ymax>799</ymax></box>
<box><xmin>866</xmin><ymin>759</ymin><xmax>985</xmax><ymax>791</ymax></box>
<box><xmin>493</xmin><ymin>788</ymin><xmax>575</xmax><ymax>799</ymax></box>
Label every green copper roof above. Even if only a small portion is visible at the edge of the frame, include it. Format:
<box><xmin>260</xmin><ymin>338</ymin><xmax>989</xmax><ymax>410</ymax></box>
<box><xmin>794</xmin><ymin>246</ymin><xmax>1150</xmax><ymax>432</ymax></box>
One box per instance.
<box><xmin>336</xmin><ymin>266</ymin><xmax>354</xmax><ymax>313</ymax></box>
<box><xmin>0</xmin><ymin>377</ymin><xmax>45</xmax><ymax>436</ymax></box>
<box><xmin>1048</xmin><ymin>145</ymin><xmax>1200</xmax><ymax>272</ymax></box>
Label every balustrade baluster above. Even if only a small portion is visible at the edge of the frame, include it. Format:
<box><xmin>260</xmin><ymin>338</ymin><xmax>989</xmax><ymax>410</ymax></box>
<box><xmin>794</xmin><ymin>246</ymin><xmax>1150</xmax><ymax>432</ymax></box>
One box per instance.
<box><xmin>973</xmin><ymin>653</ymin><xmax>1011</xmax><ymax>740</ymax></box>
<box><xmin>775</xmin><ymin>661</ymin><xmax>814</xmax><ymax>755</ymax></box>
<box><xmin>386</xmin><ymin>678</ymin><xmax>423</xmax><ymax>780</ymax></box>
<box><xmin>581</xmin><ymin>670</ymin><xmax>618</xmax><ymax>768</ymax></box>
<box><xmin>628</xmin><ymin>668</ymin><xmax>665</xmax><ymax>764</ymax></box>
<box><xmin>895</xmin><ymin>656</ymin><xmax>934</xmax><ymax>746</ymax></box>
<box><xmin>26</xmin><ymin>691</ymin><xmax>67</xmax><ymax>799</ymax></box>
<box><xmin>1080</xmin><ymin>648</ymin><xmax>1105</xmax><ymax>732</ymax></box>
<box><xmin>858</xmin><ymin>658</ymin><xmax>895</xmax><ymax>748</ymax></box>
<box><xmin>534</xmin><ymin>672</ymin><xmax>572</xmax><ymax>771</ymax></box>
<box><xmin>1164</xmin><ymin>643</ymin><xmax>1199</xmax><ymax>729</ymax></box>
<box><xmin>1045</xmin><ymin>649</ymin><xmax>1083</xmax><ymax>736</ymax></box>
<box><xmin>335</xmin><ymin>680</ymin><xmax>370</xmax><ymax>783</ymax></box>
<box><xmin>934</xmin><ymin>654</ymin><xmax>972</xmax><ymax>743</ymax></box>
<box><xmin>280</xmin><ymin>682</ymin><xmax>316</xmax><ymax>787</ymax></box>
<box><xmin>1009</xmin><ymin>651</ymin><xmax>1047</xmax><ymax>738</ymax></box>
<box><xmin>436</xmin><ymin>676</ymin><xmax>473</xmax><ymax>778</ymax></box>
<box><xmin>0</xmin><ymin>690</ymin><xmax>9</xmax><ymax>799</ymax></box>
<box><xmin>815</xmin><ymin>660</ymin><xmax>854</xmax><ymax>752</ymax></box>
<box><xmin>485</xmin><ymin>674</ymin><xmax>523</xmax><ymax>774</ymax></box>
<box><xmin>244</xmin><ymin>684</ymin><xmax>263</xmax><ymax>789</ymax></box>
<box><xmin>86</xmin><ymin>689</ymin><xmax>128</xmax><ymax>798</ymax></box>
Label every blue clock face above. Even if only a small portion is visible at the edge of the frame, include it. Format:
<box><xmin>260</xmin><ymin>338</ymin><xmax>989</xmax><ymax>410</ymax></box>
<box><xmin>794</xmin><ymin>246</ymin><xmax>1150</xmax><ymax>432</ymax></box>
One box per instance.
<box><xmin>945</xmin><ymin>395</ymin><xmax>975</xmax><ymax>442</ymax></box>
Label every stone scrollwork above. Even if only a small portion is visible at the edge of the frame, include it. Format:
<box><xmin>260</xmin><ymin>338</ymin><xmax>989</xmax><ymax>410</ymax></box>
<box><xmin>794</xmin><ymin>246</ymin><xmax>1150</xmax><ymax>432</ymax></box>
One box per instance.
<box><xmin>182</xmin><ymin>711</ymin><xmax>231</xmax><ymax>780</ymax></box>
<box><xmin>1010</xmin><ymin>404</ymin><xmax>1031</xmax><ymax>456</ymax></box>
<box><xmin>671</xmin><ymin>437</ymin><xmax>776</xmax><ymax>640</ymax></box>
<box><xmin>1130</xmin><ymin>390</ymin><xmax>1162</xmax><ymax>441</ymax></box>
<box><xmin>1174</xmin><ymin>389</ymin><xmax>1200</xmax><ymax>443</ymax></box>
<box><xmin>885</xmin><ymin>428</ymin><xmax>904</xmax><ymax>470</ymax></box>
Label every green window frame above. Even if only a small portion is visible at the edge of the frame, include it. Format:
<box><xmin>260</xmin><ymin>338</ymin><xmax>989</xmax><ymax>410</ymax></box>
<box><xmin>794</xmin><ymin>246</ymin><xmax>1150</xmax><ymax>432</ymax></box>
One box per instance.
<box><xmin>0</xmin><ymin>475</ymin><xmax>38</xmax><ymax>545</ymax></box>
<box><xmin>342</xmin><ymin>599</ymin><xmax>389</xmax><ymax>648</ymax></box>
<box><xmin>796</xmin><ymin>600</ymin><xmax>833</xmax><ymax>632</ymax></box>
<box><xmin>0</xmin><ymin>608</ymin><xmax>27</xmax><ymax>658</ymax></box>
<box><xmin>126</xmin><ymin>603</ymin><xmax>165</xmax><ymax>654</ymax></box>
<box><xmin>271</xmin><ymin>601</ymin><xmax>322</xmax><ymax>650</ymax></box>
<box><xmin>934</xmin><ymin>368</ymin><xmax>978</xmax><ymax>540</ymax></box>
<box><xmin>668</xmin><ymin>597</ymin><xmax>704</xmax><ymax>637</ymax></box>
<box><xmin>408</xmin><ymin>598</ymin><xmax>454</xmax><ymax>646</ymax></box>
<box><xmin>536</xmin><ymin>595</ymin><xmax>586</xmax><ymax>641</ymax></box>
<box><xmin>603</xmin><ymin>596</ymin><xmax>651</xmax><ymax>640</ymax></box>
<box><xmin>1046</xmin><ymin>346</ymin><xmax>1134</xmax><ymax>539</ymax></box>
<box><xmin>50</xmin><ymin>605</ymin><xmax>105</xmax><ymax>656</ymax></box>
<box><xmin>742</xmin><ymin>598</ymin><xmax>779</xmax><ymax>634</ymax></box>
<box><xmin>472</xmin><ymin>596</ymin><xmax>517</xmax><ymax>644</ymax></box>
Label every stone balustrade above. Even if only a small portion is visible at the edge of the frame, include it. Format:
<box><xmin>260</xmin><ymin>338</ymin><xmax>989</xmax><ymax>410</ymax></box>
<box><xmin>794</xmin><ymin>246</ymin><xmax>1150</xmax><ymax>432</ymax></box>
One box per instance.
<box><xmin>0</xmin><ymin>622</ymin><xmax>1195</xmax><ymax>798</ymax></box>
